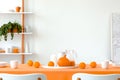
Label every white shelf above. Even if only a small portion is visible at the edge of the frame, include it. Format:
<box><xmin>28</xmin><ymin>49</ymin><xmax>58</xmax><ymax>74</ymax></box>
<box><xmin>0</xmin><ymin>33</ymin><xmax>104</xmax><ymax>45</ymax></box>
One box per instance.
<box><xmin>7</xmin><ymin>32</ymin><xmax>32</xmax><ymax>35</ymax></box>
<box><xmin>0</xmin><ymin>12</ymin><xmax>32</xmax><ymax>14</ymax></box>
<box><xmin>14</xmin><ymin>32</ymin><xmax>32</xmax><ymax>35</ymax></box>
<box><xmin>0</xmin><ymin>53</ymin><xmax>32</xmax><ymax>55</ymax></box>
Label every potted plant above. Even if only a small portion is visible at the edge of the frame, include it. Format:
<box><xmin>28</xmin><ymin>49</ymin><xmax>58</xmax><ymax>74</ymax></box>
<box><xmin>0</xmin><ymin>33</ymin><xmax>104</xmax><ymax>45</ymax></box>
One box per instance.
<box><xmin>0</xmin><ymin>21</ymin><xmax>22</xmax><ymax>41</ymax></box>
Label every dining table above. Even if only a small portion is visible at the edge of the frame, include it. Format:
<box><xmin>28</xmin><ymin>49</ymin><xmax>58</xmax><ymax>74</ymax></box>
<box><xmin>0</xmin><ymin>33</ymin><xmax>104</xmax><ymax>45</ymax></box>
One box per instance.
<box><xmin>0</xmin><ymin>64</ymin><xmax>120</xmax><ymax>80</ymax></box>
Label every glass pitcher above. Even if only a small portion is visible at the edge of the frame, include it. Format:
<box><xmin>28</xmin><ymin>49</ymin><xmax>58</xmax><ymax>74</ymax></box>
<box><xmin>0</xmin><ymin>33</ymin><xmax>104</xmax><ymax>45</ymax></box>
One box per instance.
<box><xmin>66</xmin><ymin>50</ymin><xmax>77</xmax><ymax>66</ymax></box>
<box><xmin>57</xmin><ymin>49</ymin><xmax>77</xmax><ymax>66</ymax></box>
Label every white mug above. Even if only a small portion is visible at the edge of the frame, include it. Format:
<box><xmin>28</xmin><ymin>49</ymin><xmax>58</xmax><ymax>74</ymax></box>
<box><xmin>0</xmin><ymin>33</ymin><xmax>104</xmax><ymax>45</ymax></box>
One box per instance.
<box><xmin>101</xmin><ymin>61</ymin><xmax>109</xmax><ymax>69</ymax></box>
<box><xmin>10</xmin><ymin>60</ymin><xmax>18</xmax><ymax>69</ymax></box>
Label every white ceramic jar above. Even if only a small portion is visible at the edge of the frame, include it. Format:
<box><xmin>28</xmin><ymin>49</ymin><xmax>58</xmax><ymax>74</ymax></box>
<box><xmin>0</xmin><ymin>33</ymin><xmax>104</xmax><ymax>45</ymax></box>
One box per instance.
<box><xmin>10</xmin><ymin>60</ymin><xmax>18</xmax><ymax>69</ymax></box>
<box><xmin>101</xmin><ymin>60</ymin><xmax>109</xmax><ymax>69</ymax></box>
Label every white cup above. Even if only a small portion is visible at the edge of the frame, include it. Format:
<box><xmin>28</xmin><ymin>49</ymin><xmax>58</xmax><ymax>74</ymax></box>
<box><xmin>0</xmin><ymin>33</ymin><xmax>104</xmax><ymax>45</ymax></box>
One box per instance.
<box><xmin>5</xmin><ymin>48</ymin><xmax>11</xmax><ymax>53</ymax></box>
<box><xmin>10</xmin><ymin>60</ymin><xmax>18</xmax><ymax>69</ymax></box>
<box><xmin>101</xmin><ymin>61</ymin><xmax>109</xmax><ymax>69</ymax></box>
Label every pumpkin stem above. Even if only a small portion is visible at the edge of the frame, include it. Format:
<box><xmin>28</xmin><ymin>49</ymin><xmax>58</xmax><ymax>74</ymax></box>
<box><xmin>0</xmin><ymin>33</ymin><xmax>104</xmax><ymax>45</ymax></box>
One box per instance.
<box><xmin>64</xmin><ymin>54</ymin><xmax>66</xmax><ymax>58</ymax></box>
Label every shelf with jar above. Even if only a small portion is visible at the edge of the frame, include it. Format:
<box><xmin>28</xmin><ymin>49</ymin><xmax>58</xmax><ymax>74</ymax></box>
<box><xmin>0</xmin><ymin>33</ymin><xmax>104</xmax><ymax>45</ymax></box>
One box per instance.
<box><xmin>0</xmin><ymin>21</ymin><xmax>32</xmax><ymax>41</ymax></box>
<box><xmin>0</xmin><ymin>12</ymin><xmax>32</xmax><ymax>14</ymax></box>
<box><xmin>0</xmin><ymin>45</ymin><xmax>32</xmax><ymax>55</ymax></box>
<box><xmin>0</xmin><ymin>53</ymin><xmax>32</xmax><ymax>55</ymax></box>
<box><xmin>13</xmin><ymin>27</ymin><xmax>32</xmax><ymax>35</ymax></box>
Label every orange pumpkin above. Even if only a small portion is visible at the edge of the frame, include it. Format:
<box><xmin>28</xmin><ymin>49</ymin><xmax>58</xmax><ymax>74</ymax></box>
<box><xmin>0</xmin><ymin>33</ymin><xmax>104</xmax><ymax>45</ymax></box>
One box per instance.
<box><xmin>57</xmin><ymin>55</ymin><xmax>70</xmax><ymax>66</ymax></box>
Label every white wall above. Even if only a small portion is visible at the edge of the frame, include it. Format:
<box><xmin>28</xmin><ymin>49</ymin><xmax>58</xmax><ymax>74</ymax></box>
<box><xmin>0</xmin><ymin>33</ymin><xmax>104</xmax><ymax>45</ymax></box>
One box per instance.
<box><xmin>1</xmin><ymin>0</ymin><xmax>120</xmax><ymax>64</ymax></box>
<box><xmin>25</xmin><ymin>0</ymin><xmax>120</xmax><ymax>64</ymax></box>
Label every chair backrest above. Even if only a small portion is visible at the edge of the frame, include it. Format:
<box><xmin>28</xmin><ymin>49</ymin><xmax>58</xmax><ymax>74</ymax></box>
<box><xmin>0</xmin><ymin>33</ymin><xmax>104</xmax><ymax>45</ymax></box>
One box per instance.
<box><xmin>0</xmin><ymin>73</ymin><xmax>47</xmax><ymax>80</ymax></box>
<box><xmin>72</xmin><ymin>73</ymin><xmax>120</xmax><ymax>80</ymax></box>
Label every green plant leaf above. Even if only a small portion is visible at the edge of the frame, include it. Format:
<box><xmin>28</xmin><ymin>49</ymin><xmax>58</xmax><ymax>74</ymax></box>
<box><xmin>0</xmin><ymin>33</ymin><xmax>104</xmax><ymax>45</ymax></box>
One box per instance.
<box><xmin>0</xmin><ymin>21</ymin><xmax>22</xmax><ymax>41</ymax></box>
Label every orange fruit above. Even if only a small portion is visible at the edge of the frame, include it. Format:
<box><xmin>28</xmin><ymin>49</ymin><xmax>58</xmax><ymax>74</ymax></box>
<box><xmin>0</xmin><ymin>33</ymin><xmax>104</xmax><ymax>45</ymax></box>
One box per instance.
<box><xmin>90</xmin><ymin>61</ymin><xmax>97</xmax><ymax>68</ymax></box>
<box><xmin>48</xmin><ymin>61</ymin><xmax>54</xmax><ymax>66</ymax></box>
<box><xmin>79</xmin><ymin>62</ymin><xmax>86</xmax><ymax>69</ymax></box>
<box><xmin>34</xmin><ymin>61</ymin><xmax>40</xmax><ymax>68</ymax></box>
<box><xmin>27</xmin><ymin>60</ymin><xmax>33</xmax><ymax>66</ymax></box>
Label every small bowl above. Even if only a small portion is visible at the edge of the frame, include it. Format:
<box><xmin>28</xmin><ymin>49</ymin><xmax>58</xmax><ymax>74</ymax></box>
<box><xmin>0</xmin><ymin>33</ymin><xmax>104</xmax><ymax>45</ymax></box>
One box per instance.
<box><xmin>0</xmin><ymin>62</ymin><xmax>8</xmax><ymax>67</ymax></box>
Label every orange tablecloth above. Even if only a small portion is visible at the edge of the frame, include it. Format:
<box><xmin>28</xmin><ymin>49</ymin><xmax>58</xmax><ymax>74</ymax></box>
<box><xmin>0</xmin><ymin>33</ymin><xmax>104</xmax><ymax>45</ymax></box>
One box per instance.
<box><xmin>0</xmin><ymin>64</ymin><xmax>120</xmax><ymax>80</ymax></box>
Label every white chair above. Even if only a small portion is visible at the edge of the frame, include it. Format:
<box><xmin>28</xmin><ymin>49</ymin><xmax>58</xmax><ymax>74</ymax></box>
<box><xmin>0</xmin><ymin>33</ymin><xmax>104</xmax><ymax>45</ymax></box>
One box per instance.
<box><xmin>0</xmin><ymin>73</ymin><xmax>47</xmax><ymax>80</ymax></box>
<box><xmin>72</xmin><ymin>73</ymin><xmax>120</xmax><ymax>80</ymax></box>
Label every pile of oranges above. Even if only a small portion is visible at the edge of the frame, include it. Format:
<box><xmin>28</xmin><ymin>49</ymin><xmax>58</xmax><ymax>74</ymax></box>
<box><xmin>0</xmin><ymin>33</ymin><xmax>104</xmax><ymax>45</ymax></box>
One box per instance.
<box><xmin>27</xmin><ymin>59</ymin><xmax>97</xmax><ymax>69</ymax></box>
<box><xmin>79</xmin><ymin>61</ymin><xmax>97</xmax><ymax>69</ymax></box>
<box><xmin>27</xmin><ymin>60</ymin><xmax>40</xmax><ymax>68</ymax></box>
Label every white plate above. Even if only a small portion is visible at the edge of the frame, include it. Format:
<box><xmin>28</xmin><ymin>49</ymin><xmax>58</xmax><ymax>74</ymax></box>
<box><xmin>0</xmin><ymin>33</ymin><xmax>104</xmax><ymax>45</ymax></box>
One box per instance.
<box><xmin>0</xmin><ymin>62</ymin><xmax>8</xmax><ymax>68</ymax></box>
<box><xmin>41</xmin><ymin>65</ymin><xmax>78</xmax><ymax>69</ymax></box>
<box><xmin>111</xmin><ymin>63</ymin><xmax>120</xmax><ymax>67</ymax></box>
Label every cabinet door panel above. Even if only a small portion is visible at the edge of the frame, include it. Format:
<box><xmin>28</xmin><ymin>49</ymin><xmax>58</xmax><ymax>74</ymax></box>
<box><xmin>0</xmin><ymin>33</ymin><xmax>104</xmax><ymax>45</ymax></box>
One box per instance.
<box><xmin>111</xmin><ymin>13</ymin><xmax>120</xmax><ymax>64</ymax></box>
